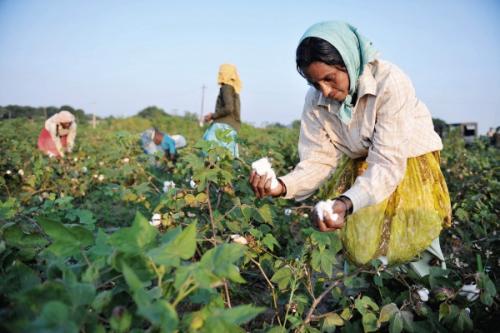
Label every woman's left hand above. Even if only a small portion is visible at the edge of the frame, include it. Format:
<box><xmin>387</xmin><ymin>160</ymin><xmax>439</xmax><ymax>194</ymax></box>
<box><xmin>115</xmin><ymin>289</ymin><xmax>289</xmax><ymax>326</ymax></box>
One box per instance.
<box><xmin>312</xmin><ymin>200</ymin><xmax>348</xmax><ymax>232</ymax></box>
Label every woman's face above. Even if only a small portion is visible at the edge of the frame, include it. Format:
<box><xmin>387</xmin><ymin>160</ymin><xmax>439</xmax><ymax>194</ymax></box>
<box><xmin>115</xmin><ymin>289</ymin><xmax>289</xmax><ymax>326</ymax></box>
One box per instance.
<box><xmin>303</xmin><ymin>62</ymin><xmax>350</xmax><ymax>102</ymax></box>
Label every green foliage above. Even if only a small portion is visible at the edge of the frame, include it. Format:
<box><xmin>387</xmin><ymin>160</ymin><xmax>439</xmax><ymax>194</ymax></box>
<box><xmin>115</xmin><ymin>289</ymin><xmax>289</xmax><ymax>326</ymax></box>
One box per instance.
<box><xmin>0</xmin><ymin>115</ymin><xmax>498</xmax><ymax>332</ymax></box>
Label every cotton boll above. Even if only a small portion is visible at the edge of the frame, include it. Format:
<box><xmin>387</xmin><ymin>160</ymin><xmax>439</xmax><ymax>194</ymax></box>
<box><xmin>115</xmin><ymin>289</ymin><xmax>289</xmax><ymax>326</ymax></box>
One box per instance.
<box><xmin>6</xmin><ymin>170</ymin><xmax>12</xmax><ymax>175</ymax></box>
<box><xmin>123</xmin><ymin>158</ymin><xmax>130</xmax><ymax>163</ymax></box>
<box><xmin>150</xmin><ymin>213</ymin><xmax>162</xmax><ymax>227</ymax></box>
<box><xmin>98</xmin><ymin>174</ymin><xmax>105</xmax><ymax>182</ymax></box>
<box><xmin>74</xmin><ymin>157</ymin><xmax>78</xmax><ymax>162</ymax></box>
<box><xmin>284</xmin><ymin>208</ymin><xmax>292</xmax><ymax>216</ymax></box>
<box><xmin>17</xmin><ymin>169</ymin><xmax>24</xmax><ymax>176</ymax></box>
<box><xmin>230</xmin><ymin>234</ymin><xmax>248</xmax><ymax>245</ymax></box>
<box><xmin>417</xmin><ymin>288</ymin><xmax>430</xmax><ymax>302</ymax></box>
<box><xmin>458</xmin><ymin>284</ymin><xmax>480</xmax><ymax>302</ymax></box>
<box><xmin>314</xmin><ymin>200</ymin><xmax>338</xmax><ymax>222</ymax></box>
<box><xmin>81</xmin><ymin>166</ymin><xmax>88</xmax><ymax>173</ymax></box>
<box><xmin>251</xmin><ymin>157</ymin><xmax>279</xmax><ymax>189</ymax></box>
<box><xmin>189</xmin><ymin>178</ymin><xmax>197</xmax><ymax>189</ymax></box>
<box><xmin>163</xmin><ymin>181</ymin><xmax>176</xmax><ymax>192</ymax></box>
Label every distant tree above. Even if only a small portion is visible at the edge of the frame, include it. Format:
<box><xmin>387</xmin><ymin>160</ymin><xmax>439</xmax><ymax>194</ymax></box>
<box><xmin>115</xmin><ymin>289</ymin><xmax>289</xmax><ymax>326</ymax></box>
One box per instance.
<box><xmin>137</xmin><ymin>106</ymin><xmax>168</xmax><ymax>118</ymax></box>
<box><xmin>266</xmin><ymin>122</ymin><xmax>287</xmax><ymax>129</ymax></box>
<box><xmin>432</xmin><ymin>118</ymin><xmax>448</xmax><ymax>138</ymax></box>
<box><xmin>291</xmin><ymin>119</ymin><xmax>301</xmax><ymax>130</ymax></box>
<box><xmin>183</xmin><ymin>111</ymin><xmax>198</xmax><ymax>122</ymax></box>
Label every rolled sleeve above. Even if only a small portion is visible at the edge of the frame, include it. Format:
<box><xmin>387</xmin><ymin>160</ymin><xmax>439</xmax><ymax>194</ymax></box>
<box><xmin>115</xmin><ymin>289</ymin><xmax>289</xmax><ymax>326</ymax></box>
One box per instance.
<box><xmin>279</xmin><ymin>89</ymin><xmax>342</xmax><ymax>200</ymax></box>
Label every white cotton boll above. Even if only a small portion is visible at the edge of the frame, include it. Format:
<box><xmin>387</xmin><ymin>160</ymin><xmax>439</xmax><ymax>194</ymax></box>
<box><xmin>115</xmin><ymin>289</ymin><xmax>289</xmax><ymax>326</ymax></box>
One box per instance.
<box><xmin>74</xmin><ymin>157</ymin><xmax>78</xmax><ymax>162</ymax></box>
<box><xmin>417</xmin><ymin>288</ymin><xmax>430</xmax><ymax>302</ymax></box>
<box><xmin>150</xmin><ymin>213</ymin><xmax>162</xmax><ymax>227</ymax></box>
<box><xmin>163</xmin><ymin>181</ymin><xmax>176</xmax><ymax>192</ymax></box>
<box><xmin>284</xmin><ymin>208</ymin><xmax>292</xmax><ymax>216</ymax></box>
<box><xmin>17</xmin><ymin>169</ymin><xmax>24</xmax><ymax>176</ymax></box>
<box><xmin>98</xmin><ymin>174</ymin><xmax>105</xmax><ymax>182</ymax></box>
<box><xmin>230</xmin><ymin>234</ymin><xmax>248</xmax><ymax>245</ymax></box>
<box><xmin>123</xmin><ymin>158</ymin><xmax>130</xmax><ymax>163</ymax></box>
<box><xmin>99</xmin><ymin>161</ymin><xmax>104</xmax><ymax>166</ymax></box>
<box><xmin>251</xmin><ymin>157</ymin><xmax>278</xmax><ymax>189</ymax></box>
<box><xmin>189</xmin><ymin>178</ymin><xmax>197</xmax><ymax>189</ymax></box>
<box><xmin>378</xmin><ymin>256</ymin><xmax>389</xmax><ymax>266</ymax></box>
<box><xmin>6</xmin><ymin>170</ymin><xmax>12</xmax><ymax>175</ymax></box>
<box><xmin>81</xmin><ymin>166</ymin><xmax>88</xmax><ymax>173</ymax></box>
<box><xmin>314</xmin><ymin>200</ymin><xmax>338</xmax><ymax>222</ymax></box>
<box><xmin>459</xmin><ymin>284</ymin><xmax>480</xmax><ymax>302</ymax></box>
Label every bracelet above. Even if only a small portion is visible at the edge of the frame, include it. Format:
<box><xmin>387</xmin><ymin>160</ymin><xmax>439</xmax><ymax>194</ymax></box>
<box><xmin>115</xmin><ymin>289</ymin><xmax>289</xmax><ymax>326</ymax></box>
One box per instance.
<box><xmin>335</xmin><ymin>195</ymin><xmax>353</xmax><ymax>216</ymax></box>
<box><xmin>277</xmin><ymin>178</ymin><xmax>287</xmax><ymax>196</ymax></box>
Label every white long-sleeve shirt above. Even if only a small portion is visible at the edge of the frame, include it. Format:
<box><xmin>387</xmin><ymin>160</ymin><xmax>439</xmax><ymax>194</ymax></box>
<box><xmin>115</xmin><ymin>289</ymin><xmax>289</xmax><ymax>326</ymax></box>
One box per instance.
<box><xmin>280</xmin><ymin>59</ymin><xmax>442</xmax><ymax>213</ymax></box>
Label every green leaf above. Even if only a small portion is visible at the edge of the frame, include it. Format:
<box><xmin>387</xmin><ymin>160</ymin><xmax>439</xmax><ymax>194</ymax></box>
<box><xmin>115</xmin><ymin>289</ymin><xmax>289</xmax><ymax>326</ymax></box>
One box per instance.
<box><xmin>200</xmin><ymin>244</ymin><xmax>246</xmax><ymax>283</ymax></box>
<box><xmin>217</xmin><ymin>304</ymin><xmax>265</xmax><ymax>325</ymax></box>
<box><xmin>320</xmin><ymin>249</ymin><xmax>337</xmax><ymax>276</ymax></box>
<box><xmin>478</xmin><ymin>272</ymin><xmax>497</xmax><ymax>306</ymax></box>
<box><xmin>137</xmin><ymin>300</ymin><xmax>179</xmax><ymax>333</ymax></box>
<box><xmin>258</xmin><ymin>205</ymin><xmax>273</xmax><ymax>225</ymax></box>
<box><xmin>439</xmin><ymin>303</ymin><xmax>450</xmax><ymax>322</ymax></box>
<box><xmin>362</xmin><ymin>312</ymin><xmax>378</xmax><ymax>332</ymax></box>
<box><xmin>92</xmin><ymin>290</ymin><xmax>112</xmax><ymax>312</ymax></box>
<box><xmin>322</xmin><ymin>313</ymin><xmax>344</xmax><ymax>332</ymax></box>
<box><xmin>108</xmin><ymin>211</ymin><xmax>157</xmax><ymax>254</ymax></box>
<box><xmin>354</xmin><ymin>296</ymin><xmax>379</xmax><ymax>316</ymax></box>
<box><xmin>29</xmin><ymin>300</ymin><xmax>78</xmax><ymax>333</ymax></box>
<box><xmin>379</xmin><ymin>303</ymin><xmax>398</xmax><ymax>323</ymax></box>
<box><xmin>147</xmin><ymin>222</ymin><xmax>197</xmax><ymax>267</ymax></box>
<box><xmin>38</xmin><ymin>217</ymin><xmax>93</xmax><ymax>257</ymax></box>
<box><xmin>271</xmin><ymin>266</ymin><xmax>292</xmax><ymax>290</ymax></box>
<box><xmin>262</xmin><ymin>233</ymin><xmax>280</xmax><ymax>251</ymax></box>
<box><xmin>389</xmin><ymin>312</ymin><xmax>404</xmax><ymax>333</ymax></box>
<box><xmin>122</xmin><ymin>263</ymin><xmax>150</xmax><ymax>293</ymax></box>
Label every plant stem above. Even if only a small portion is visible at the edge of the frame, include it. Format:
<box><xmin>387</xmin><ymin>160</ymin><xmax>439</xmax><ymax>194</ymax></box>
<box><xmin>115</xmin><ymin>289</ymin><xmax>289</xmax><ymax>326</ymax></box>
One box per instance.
<box><xmin>206</xmin><ymin>182</ymin><xmax>217</xmax><ymax>242</ymax></box>
<box><xmin>250</xmin><ymin>257</ymin><xmax>282</xmax><ymax>325</ymax></box>
<box><xmin>223</xmin><ymin>279</ymin><xmax>232</xmax><ymax>308</ymax></box>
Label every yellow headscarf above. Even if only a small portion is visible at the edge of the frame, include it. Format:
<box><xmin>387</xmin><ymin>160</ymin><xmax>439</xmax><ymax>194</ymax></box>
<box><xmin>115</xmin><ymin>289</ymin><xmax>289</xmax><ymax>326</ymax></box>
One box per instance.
<box><xmin>217</xmin><ymin>64</ymin><xmax>242</xmax><ymax>94</ymax></box>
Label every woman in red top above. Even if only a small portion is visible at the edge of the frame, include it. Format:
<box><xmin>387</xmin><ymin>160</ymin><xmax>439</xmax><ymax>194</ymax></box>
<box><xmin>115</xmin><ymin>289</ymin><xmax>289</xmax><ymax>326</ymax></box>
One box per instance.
<box><xmin>37</xmin><ymin>111</ymin><xmax>77</xmax><ymax>158</ymax></box>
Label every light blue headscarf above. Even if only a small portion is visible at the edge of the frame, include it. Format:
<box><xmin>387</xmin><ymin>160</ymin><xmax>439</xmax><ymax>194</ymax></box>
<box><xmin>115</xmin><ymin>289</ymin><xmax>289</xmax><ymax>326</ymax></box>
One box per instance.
<box><xmin>300</xmin><ymin>21</ymin><xmax>378</xmax><ymax>124</ymax></box>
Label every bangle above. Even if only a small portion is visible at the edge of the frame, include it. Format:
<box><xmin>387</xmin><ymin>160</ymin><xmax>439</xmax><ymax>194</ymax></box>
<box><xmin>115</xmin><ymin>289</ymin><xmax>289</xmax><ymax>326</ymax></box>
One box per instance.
<box><xmin>335</xmin><ymin>195</ymin><xmax>353</xmax><ymax>216</ymax></box>
<box><xmin>277</xmin><ymin>178</ymin><xmax>287</xmax><ymax>197</ymax></box>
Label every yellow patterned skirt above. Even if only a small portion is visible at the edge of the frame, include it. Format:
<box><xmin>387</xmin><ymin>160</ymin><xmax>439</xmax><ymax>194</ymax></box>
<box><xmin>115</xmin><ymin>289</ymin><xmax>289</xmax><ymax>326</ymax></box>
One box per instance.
<box><xmin>319</xmin><ymin>152</ymin><xmax>452</xmax><ymax>266</ymax></box>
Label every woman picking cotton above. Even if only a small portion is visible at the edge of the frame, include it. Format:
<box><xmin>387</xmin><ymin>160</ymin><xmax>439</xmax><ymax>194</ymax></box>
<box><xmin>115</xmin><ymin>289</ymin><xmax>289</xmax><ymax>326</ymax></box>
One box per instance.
<box><xmin>202</xmin><ymin>64</ymin><xmax>242</xmax><ymax>157</ymax></box>
<box><xmin>37</xmin><ymin>111</ymin><xmax>77</xmax><ymax>158</ymax></box>
<box><xmin>250</xmin><ymin>21</ymin><xmax>451</xmax><ymax>276</ymax></box>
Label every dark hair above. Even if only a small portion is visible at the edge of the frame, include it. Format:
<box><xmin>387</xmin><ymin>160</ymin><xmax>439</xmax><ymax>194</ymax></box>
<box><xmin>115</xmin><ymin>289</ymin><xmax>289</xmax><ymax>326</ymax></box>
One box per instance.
<box><xmin>296</xmin><ymin>37</ymin><xmax>345</xmax><ymax>78</ymax></box>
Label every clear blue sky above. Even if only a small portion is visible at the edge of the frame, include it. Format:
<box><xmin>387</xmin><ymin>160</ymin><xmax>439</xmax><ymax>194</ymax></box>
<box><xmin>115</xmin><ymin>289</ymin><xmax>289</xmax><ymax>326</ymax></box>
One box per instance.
<box><xmin>0</xmin><ymin>0</ymin><xmax>499</xmax><ymax>133</ymax></box>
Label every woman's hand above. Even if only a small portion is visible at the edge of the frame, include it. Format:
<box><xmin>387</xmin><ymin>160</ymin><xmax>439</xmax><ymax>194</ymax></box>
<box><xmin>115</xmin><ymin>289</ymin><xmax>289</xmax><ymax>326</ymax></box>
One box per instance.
<box><xmin>203</xmin><ymin>113</ymin><xmax>213</xmax><ymax>123</ymax></box>
<box><xmin>249</xmin><ymin>171</ymin><xmax>284</xmax><ymax>198</ymax></box>
<box><xmin>312</xmin><ymin>200</ymin><xmax>348</xmax><ymax>232</ymax></box>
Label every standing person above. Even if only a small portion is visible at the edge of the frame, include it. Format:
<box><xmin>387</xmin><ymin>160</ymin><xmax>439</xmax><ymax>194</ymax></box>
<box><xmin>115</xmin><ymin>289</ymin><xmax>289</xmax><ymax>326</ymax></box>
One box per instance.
<box><xmin>249</xmin><ymin>21</ymin><xmax>451</xmax><ymax>276</ymax></box>
<box><xmin>203</xmin><ymin>64</ymin><xmax>242</xmax><ymax>157</ymax></box>
<box><xmin>37</xmin><ymin>111</ymin><xmax>77</xmax><ymax>158</ymax></box>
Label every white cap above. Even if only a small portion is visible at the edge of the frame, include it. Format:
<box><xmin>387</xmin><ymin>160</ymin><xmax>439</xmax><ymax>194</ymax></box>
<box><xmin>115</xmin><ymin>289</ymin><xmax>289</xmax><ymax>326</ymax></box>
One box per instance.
<box><xmin>171</xmin><ymin>135</ymin><xmax>187</xmax><ymax>149</ymax></box>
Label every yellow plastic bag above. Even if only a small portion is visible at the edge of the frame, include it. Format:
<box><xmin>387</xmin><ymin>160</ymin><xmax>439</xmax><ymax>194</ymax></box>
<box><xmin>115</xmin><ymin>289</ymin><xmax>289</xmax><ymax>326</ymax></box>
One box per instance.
<box><xmin>319</xmin><ymin>152</ymin><xmax>451</xmax><ymax>265</ymax></box>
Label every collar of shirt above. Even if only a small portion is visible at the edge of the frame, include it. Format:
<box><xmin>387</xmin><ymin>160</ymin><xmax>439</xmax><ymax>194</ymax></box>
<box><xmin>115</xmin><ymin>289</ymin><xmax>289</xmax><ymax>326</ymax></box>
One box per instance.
<box><xmin>315</xmin><ymin>62</ymin><xmax>378</xmax><ymax>116</ymax></box>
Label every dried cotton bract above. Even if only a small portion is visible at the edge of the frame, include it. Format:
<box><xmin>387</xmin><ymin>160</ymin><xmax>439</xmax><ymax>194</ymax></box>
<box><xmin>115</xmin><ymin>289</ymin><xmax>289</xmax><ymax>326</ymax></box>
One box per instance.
<box><xmin>230</xmin><ymin>234</ymin><xmax>248</xmax><ymax>245</ymax></box>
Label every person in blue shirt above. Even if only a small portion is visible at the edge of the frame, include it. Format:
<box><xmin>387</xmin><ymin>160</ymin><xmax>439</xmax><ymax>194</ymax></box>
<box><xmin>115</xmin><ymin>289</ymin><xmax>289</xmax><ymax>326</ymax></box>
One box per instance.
<box><xmin>152</xmin><ymin>128</ymin><xmax>177</xmax><ymax>162</ymax></box>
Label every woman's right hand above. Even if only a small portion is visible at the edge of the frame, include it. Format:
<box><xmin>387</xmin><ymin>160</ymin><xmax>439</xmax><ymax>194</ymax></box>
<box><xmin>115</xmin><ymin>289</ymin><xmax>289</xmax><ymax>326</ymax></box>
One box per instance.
<box><xmin>203</xmin><ymin>113</ymin><xmax>213</xmax><ymax>123</ymax></box>
<box><xmin>249</xmin><ymin>171</ymin><xmax>284</xmax><ymax>198</ymax></box>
